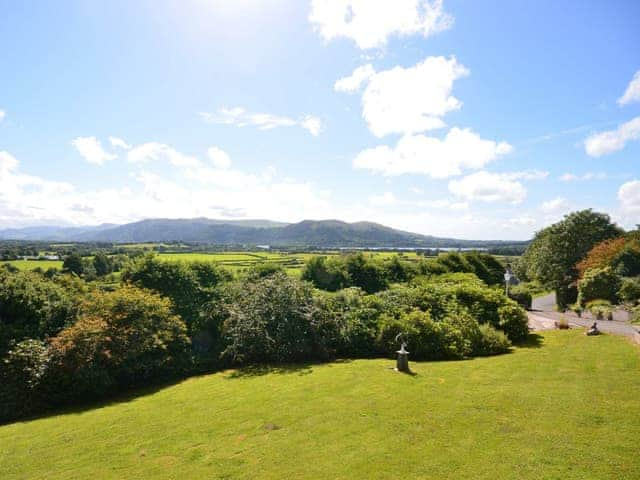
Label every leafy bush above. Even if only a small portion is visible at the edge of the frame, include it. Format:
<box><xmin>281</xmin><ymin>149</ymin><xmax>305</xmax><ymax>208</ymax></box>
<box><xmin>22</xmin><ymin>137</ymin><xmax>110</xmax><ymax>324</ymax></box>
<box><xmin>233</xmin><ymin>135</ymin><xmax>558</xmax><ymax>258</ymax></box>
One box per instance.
<box><xmin>577</xmin><ymin>267</ymin><xmax>621</xmax><ymax>306</ymax></box>
<box><xmin>46</xmin><ymin>286</ymin><xmax>191</xmax><ymax>403</ymax></box>
<box><xmin>508</xmin><ymin>284</ymin><xmax>532</xmax><ymax>309</ymax></box>
<box><xmin>376</xmin><ymin>310</ymin><xmax>470</xmax><ymax>360</ymax></box>
<box><xmin>221</xmin><ymin>273</ymin><xmax>326</xmax><ymax>364</ymax></box>
<box><xmin>618</xmin><ymin>277</ymin><xmax>640</xmax><ymax>305</ymax></box>
<box><xmin>473</xmin><ymin>324</ymin><xmax>512</xmax><ymax>356</ymax></box>
<box><xmin>586</xmin><ymin>299</ymin><xmax>613</xmax><ymax>320</ymax></box>
<box><xmin>0</xmin><ymin>270</ymin><xmax>79</xmax><ymax>354</ymax></box>
<box><xmin>122</xmin><ymin>255</ymin><xmax>232</xmax><ymax>360</ymax></box>
<box><xmin>0</xmin><ymin>339</ymin><xmax>50</xmax><ymax>422</ymax></box>
<box><xmin>497</xmin><ymin>301</ymin><xmax>530</xmax><ymax>341</ymax></box>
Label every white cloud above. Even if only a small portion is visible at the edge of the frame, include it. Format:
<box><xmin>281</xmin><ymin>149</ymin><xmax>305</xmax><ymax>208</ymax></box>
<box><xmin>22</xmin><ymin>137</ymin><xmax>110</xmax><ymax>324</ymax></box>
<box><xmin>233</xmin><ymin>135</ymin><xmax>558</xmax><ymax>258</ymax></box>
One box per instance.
<box><xmin>71</xmin><ymin>136</ymin><xmax>117</xmax><ymax>165</ymax></box>
<box><xmin>0</xmin><ymin>110</ymin><xmax>5</xmax><ymax>122</ymax></box>
<box><xmin>618</xmin><ymin>180</ymin><xmax>640</xmax><ymax>215</ymax></box>
<box><xmin>309</xmin><ymin>0</ymin><xmax>453</xmax><ymax>50</ymax></box>
<box><xmin>300</xmin><ymin>115</ymin><xmax>324</xmax><ymax>136</ymax></box>
<box><xmin>334</xmin><ymin>64</ymin><xmax>375</xmax><ymax>93</ymax></box>
<box><xmin>448</xmin><ymin>171</ymin><xmax>526</xmax><ymax>204</ymax></box>
<box><xmin>109</xmin><ymin>136</ymin><xmax>131</xmax><ymax>150</ymax></box>
<box><xmin>207</xmin><ymin>147</ymin><xmax>231</xmax><ymax>169</ymax></box>
<box><xmin>540</xmin><ymin>197</ymin><xmax>569</xmax><ymax>213</ymax></box>
<box><xmin>353</xmin><ymin>128</ymin><xmax>512</xmax><ymax>178</ymax></box>
<box><xmin>0</xmin><ymin>150</ymin><xmax>332</xmax><ymax>228</ymax></box>
<box><xmin>200</xmin><ymin>107</ymin><xmax>323</xmax><ymax>136</ymax></box>
<box><xmin>584</xmin><ymin>116</ymin><xmax>640</xmax><ymax>157</ymax></box>
<box><xmin>618</xmin><ymin>71</ymin><xmax>640</xmax><ymax>106</ymax></box>
<box><xmin>504</xmin><ymin>170</ymin><xmax>549</xmax><ymax>181</ymax></box>
<box><xmin>127</xmin><ymin>142</ymin><xmax>201</xmax><ymax>168</ymax></box>
<box><xmin>559</xmin><ymin>172</ymin><xmax>607</xmax><ymax>182</ymax></box>
<box><xmin>353</xmin><ymin>56</ymin><xmax>469</xmax><ymax>137</ymax></box>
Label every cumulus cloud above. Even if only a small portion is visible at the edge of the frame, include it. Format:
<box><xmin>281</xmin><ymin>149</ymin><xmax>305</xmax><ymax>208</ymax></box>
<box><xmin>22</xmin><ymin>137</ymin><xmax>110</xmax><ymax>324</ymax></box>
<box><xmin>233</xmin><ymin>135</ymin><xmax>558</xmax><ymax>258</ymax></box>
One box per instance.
<box><xmin>618</xmin><ymin>71</ymin><xmax>640</xmax><ymax>106</ymax></box>
<box><xmin>71</xmin><ymin>136</ymin><xmax>117</xmax><ymax>165</ymax></box>
<box><xmin>346</xmin><ymin>56</ymin><xmax>469</xmax><ymax>137</ymax></box>
<box><xmin>200</xmin><ymin>107</ymin><xmax>323</xmax><ymax>136</ymax></box>
<box><xmin>334</xmin><ymin>64</ymin><xmax>375</xmax><ymax>93</ymax></box>
<box><xmin>309</xmin><ymin>0</ymin><xmax>453</xmax><ymax>50</ymax></box>
<box><xmin>353</xmin><ymin>128</ymin><xmax>512</xmax><ymax>178</ymax></box>
<box><xmin>109</xmin><ymin>136</ymin><xmax>131</xmax><ymax>150</ymax></box>
<box><xmin>618</xmin><ymin>180</ymin><xmax>640</xmax><ymax>215</ymax></box>
<box><xmin>0</xmin><ymin>110</ymin><xmax>5</xmax><ymax>122</ymax></box>
<box><xmin>448</xmin><ymin>171</ymin><xmax>526</xmax><ymax>204</ymax></box>
<box><xmin>584</xmin><ymin>116</ymin><xmax>640</xmax><ymax>157</ymax></box>
<box><xmin>207</xmin><ymin>147</ymin><xmax>231</xmax><ymax>169</ymax></box>
<box><xmin>127</xmin><ymin>142</ymin><xmax>201</xmax><ymax>168</ymax></box>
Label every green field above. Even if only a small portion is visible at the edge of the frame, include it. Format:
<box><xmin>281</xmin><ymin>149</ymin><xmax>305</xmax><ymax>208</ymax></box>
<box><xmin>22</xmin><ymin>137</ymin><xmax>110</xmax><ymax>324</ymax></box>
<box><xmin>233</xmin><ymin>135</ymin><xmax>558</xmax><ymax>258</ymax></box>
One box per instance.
<box><xmin>0</xmin><ymin>259</ymin><xmax>63</xmax><ymax>271</ymax></box>
<box><xmin>1</xmin><ymin>330</ymin><xmax>638</xmax><ymax>479</ymax></box>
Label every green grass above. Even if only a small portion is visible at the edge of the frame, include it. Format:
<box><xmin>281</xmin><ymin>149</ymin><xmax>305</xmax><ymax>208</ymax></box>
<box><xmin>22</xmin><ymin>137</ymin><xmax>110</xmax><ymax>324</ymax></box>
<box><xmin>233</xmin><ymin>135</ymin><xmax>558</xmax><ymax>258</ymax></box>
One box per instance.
<box><xmin>1</xmin><ymin>330</ymin><xmax>638</xmax><ymax>479</ymax></box>
<box><xmin>0</xmin><ymin>259</ymin><xmax>63</xmax><ymax>271</ymax></box>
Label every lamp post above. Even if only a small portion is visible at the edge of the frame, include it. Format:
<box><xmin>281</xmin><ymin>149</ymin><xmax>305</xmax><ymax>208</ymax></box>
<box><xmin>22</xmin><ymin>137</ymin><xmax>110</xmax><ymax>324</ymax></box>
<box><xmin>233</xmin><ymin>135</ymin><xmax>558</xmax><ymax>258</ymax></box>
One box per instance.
<box><xmin>504</xmin><ymin>270</ymin><xmax>512</xmax><ymax>296</ymax></box>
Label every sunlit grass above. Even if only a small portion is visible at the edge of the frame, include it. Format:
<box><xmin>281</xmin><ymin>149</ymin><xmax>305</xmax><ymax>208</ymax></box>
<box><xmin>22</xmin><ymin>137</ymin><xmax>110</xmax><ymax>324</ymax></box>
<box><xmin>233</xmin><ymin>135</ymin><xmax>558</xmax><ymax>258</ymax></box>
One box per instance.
<box><xmin>1</xmin><ymin>330</ymin><xmax>638</xmax><ymax>479</ymax></box>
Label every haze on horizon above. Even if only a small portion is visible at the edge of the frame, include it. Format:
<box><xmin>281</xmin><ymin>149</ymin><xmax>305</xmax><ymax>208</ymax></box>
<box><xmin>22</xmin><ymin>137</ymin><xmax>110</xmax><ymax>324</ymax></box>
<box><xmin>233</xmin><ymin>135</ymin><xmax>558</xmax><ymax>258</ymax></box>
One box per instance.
<box><xmin>0</xmin><ymin>0</ymin><xmax>639</xmax><ymax>241</ymax></box>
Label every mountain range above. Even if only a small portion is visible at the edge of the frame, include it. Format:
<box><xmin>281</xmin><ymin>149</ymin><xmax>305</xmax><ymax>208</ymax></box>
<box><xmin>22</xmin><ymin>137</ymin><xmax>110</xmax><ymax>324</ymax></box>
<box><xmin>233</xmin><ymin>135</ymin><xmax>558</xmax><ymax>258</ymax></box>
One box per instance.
<box><xmin>0</xmin><ymin>218</ymin><xmax>528</xmax><ymax>248</ymax></box>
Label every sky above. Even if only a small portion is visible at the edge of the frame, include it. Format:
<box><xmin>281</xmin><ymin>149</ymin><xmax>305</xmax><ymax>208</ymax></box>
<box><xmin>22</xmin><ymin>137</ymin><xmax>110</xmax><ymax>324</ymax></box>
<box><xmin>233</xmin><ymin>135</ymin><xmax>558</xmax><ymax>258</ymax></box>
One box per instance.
<box><xmin>0</xmin><ymin>0</ymin><xmax>639</xmax><ymax>240</ymax></box>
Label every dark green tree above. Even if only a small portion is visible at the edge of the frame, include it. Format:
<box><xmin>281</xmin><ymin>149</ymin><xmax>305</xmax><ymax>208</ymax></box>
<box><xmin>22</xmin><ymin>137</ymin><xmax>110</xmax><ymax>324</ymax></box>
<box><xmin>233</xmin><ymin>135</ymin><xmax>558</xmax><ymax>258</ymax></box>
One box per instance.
<box><xmin>520</xmin><ymin>209</ymin><xmax>622</xmax><ymax>309</ymax></box>
<box><xmin>92</xmin><ymin>252</ymin><xmax>113</xmax><ymax>277</ymax></box>
<box><xmin>62</xmin><ymin>253</ymin><xmax>84</xmax><ymax>275</ymax></box>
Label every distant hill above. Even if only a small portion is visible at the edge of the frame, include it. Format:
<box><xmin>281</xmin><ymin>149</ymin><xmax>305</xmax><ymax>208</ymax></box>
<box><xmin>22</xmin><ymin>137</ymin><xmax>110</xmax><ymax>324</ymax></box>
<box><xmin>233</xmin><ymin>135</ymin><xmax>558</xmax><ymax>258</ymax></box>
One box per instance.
<box><xmin>0</xmin><ymin>218</ymin><xmax>528</xmax><ymax>249</ymax></box>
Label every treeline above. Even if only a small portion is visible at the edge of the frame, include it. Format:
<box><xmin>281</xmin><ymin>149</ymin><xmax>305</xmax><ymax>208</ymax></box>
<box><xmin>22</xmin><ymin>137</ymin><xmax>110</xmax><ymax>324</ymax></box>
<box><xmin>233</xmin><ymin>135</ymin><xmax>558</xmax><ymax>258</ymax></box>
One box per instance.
<box><xmin>0</xmin><ymin>252</ymin><xmax>528</xmax><ymax>423</ymax></box>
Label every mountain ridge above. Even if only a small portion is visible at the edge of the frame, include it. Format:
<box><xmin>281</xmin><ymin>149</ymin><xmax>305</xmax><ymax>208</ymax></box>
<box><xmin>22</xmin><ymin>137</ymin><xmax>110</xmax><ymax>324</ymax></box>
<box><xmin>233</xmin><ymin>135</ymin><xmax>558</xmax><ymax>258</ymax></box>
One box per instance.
<box><xmin>0</xmin><ymin>218</ymin><xmax>529</xmax><ymax>248</ymax></box>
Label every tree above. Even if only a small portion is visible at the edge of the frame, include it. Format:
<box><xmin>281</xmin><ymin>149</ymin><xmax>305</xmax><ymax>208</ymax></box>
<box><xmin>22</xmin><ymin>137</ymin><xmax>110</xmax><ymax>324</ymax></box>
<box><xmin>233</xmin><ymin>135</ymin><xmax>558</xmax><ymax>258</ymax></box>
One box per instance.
<box><xmin>62</xmin><ymin>253</ymin><xmax>84</xmax><ymax>275</ymax></box>
<box><xmin>92</xmin><ymin>252</ymin><xmax>113</xmax><ymax>277</ymax></box>
<box><xmin>301</xmin><ymin>256</ymin><xmax>349</xmax><ymax>291</ymax></box>
<box><xmin>520</xmin><ymin>210</ymin><xmax>622</xmax><ymax>309</ymax></box>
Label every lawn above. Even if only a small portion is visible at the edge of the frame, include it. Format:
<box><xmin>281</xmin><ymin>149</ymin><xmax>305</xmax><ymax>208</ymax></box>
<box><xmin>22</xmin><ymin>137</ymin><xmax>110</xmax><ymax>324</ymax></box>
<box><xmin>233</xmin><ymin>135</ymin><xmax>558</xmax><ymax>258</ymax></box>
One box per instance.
<box><xmin>1</xmin><ymin>330</ymin><xmax>638</xmax><ymax>479</ymax></box>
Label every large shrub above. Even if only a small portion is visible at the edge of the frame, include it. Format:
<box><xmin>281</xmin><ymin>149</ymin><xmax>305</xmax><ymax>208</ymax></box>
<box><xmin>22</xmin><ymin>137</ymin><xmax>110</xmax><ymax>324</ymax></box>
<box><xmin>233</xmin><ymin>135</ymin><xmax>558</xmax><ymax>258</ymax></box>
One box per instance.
<box><xmin>122</xmin><ymin>255</ymin><xmax>231</xmax><ymax>362</ymax></box>
<box><xmin>0</xmin><ymin>339</ymin><xmax>50</xmax><ymax>422</ymax></box>
<box><xmin>46</xmin><ymin>286</ymin><xmax>191</xmax><ymax>403</ymax></box>
<box><xmin>376</xmin><ymin>310</ymin><xmax>471</xmax><ymax>360</ymax></box>
<box><xmin>618</xmin><ymin>277</ymin><xmax>640</xmax><ymax>305</ymax></box>
<box><xmin>507</xmin><ymin>284</ymin><xmax>532</xmax><ymax>310</ymax></box>
<box><xmin>577</xmin><ymin>267</ymin><xmax>621</xmax><ymax>306</ymax></box>
<box><xmin>221</xmin><ymin>273</ymin><xmax>327</xmax><ymax>364</ymax></box>
<box><xmin>0</xmin><ymin>270</ymin><xmax>78</xmax><ymax>354</ymax></box>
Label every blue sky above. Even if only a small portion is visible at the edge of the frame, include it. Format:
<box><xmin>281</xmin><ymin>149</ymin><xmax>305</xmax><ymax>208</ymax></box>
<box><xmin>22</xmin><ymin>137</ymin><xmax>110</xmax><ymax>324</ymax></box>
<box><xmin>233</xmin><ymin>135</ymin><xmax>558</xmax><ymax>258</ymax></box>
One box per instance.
<box><xmin>0</xmin><ymin>0</ymin><xmax>639</xmax><ymax>239</ymax></box>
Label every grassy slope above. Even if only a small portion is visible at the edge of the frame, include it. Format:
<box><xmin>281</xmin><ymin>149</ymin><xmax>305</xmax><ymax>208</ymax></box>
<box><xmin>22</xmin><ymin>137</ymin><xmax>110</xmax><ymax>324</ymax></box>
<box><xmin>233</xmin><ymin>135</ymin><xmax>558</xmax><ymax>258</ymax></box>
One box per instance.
<box><xmin>1</xmin><ymin>330</ymin><xmax>639</xmax><ymax>479</ymax></box>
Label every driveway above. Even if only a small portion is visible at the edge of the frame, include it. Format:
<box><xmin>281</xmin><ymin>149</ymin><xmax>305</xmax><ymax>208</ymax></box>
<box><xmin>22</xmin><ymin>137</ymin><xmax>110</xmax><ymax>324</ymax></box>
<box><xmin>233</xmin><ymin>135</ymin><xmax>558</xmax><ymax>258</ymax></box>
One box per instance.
<box><xmin>527</xmin><ymin>292</ymin><xmax>640</xmax><ymax>343</ymax></box>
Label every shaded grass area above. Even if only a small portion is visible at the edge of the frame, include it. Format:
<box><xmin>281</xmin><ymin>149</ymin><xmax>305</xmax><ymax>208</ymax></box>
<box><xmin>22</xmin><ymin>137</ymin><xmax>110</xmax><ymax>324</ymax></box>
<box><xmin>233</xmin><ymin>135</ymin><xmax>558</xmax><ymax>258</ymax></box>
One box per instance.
<box><xmin>1</xmin><ymin>330</ymin><xmax>639</xmax><ymax>479</ymax></box>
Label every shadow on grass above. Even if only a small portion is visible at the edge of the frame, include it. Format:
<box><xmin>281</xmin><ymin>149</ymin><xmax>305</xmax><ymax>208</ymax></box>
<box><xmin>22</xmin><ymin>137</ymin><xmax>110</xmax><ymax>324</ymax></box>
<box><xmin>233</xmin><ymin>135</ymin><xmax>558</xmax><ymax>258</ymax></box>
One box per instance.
<box><xmin>516</xmin><ymin>333</ymin><xmax>545</xmax><ymax>349</ymax></box>
<box><xmin>2</xmin><ymin>376</ymin><xmax>189</xmax><ymax>427</ymax></box>
<box><xmin>224</xmin><ymin>358</ymin><xmax>353</xmax><ymax>379</ymax></box>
